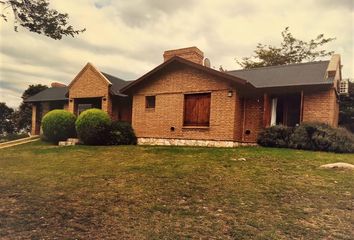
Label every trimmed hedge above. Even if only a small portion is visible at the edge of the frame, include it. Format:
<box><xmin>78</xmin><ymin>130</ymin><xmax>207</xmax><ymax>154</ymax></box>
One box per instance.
<box><xmin>108</xmin><ymin>121</ymin><xmax>137</xmax><ymax>145</ymax></box>
<box><xmin>41</xmin><ymin>110</ymin><xmax>76</xmax><ymax>143</ymax></box>
<box><xmin>258</xmin><ymin>122</ymin><xmax>354</xmax><ymax>153</ymax></box>
<box><xmin>75</xmin><ymin>109</ymin><xmax>111</xmax><ymax>145</ymax></box>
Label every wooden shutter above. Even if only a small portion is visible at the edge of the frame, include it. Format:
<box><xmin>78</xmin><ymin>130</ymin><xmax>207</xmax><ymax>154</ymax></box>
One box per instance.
<box><xmin>184</xmin><ymin>93</ymin><xmax>211</xmax><ymax>126</ymax></box>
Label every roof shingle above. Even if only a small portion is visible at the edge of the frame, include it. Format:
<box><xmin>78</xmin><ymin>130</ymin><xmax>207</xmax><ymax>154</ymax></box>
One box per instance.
<box><xmin>24</xmin><ymin>87</ymin><xmax>68</xmax><ymax>103</ymax></box>
<box><xmin>227</xmin><ymin>61</ymin><xmax>331</xmax><ymax>88</ymax></box>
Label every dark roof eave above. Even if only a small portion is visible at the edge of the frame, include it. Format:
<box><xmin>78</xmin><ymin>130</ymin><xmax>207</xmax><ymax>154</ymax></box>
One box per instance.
<box><xmin>255</xmin><ymin>81</ymin><xmax>333</xmax><ymax>89</ymax></box>
<box><xmin>24</xmin><ymin>98</ymin><xmax>68</xmax><ymax>103</ymax></box>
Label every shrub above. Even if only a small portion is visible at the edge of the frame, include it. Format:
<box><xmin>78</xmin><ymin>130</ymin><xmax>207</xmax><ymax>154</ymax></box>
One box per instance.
<box><xmin>108</xmin><ymin>121</ymin><xmax>137</xmax><ymax>145</ymax></box>
<box><xmin>288</xmin><ymin>123</ymin><xmax>318</xmax><ymax>150</ymax></box>
<box><xmin>258</xmin><ymin>122</ymin><xmax>354</xmax><ymax>153</ymax></box>
<box><xmin>41</xmin><ymin>110</ymin><xmax>76</xmax><ymax>143</ymax></box>
<box><xmin>257</xmin><ymin>125</ymin><xmax>293</xmax><ymax>148</ymax></box>
<box><xmin>75</xmin><ymin>109</ymin><xmax>111</xmax><ymax>145</ymax></box>
<box><xmin>289</xmin><ymin>122</ymin><xmax>354</xmax><ymax>153</ymax></box>
<box><xmin>327</xmin><ymin>127</ymin><xmax>354</xmax><ymax>153</ymax></box>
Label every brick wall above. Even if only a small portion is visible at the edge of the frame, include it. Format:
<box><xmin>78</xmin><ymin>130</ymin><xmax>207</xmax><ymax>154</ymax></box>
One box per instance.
<box><xmin>241</xmin><ymin>97</ymin><xmax>264</xmax><ymax>142</ymax></box>
<box><xmin>111</xmin><ymin>97</ymin><xmax>132</xmax><ymax>122</ymax></box>
<box><xmin>233</xmin><ymin>93</ymin><xmax>244</xmax><ymax>141</ymax></box>
<box><xmin>69</xmin><ymin>65</ymin><xmax>110</xmax><ymax>99</ymax></box>
<box><xmin>68</xmin><ymin>64</ymin><xmax>112</xmax><ymax>116</ymax></box>
<box><xmin>132</xmin><ymin>65</ymin><xmax>239</xmax><ymax>141</ymax></box>
<box><xmin>303</xmin><ymin>88</ymin><xmax>339</xmax><ymax>127</ymax></box>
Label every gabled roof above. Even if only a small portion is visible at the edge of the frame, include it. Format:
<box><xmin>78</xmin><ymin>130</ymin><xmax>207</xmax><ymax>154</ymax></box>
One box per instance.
<box><xmin>101</xmin><ymin>72</ymin><xmax>133</xmax><ymax>96</ymax></box>
<box><xmin>120</xmin><ymin>56</ymin><xmax>253</xmax><ymax>93</ymax></box>
<box><xmin>24</xmin><ymin>87</ymin><xmax>68</xmax><ymax>103</ymax></box>
<box><xmin>25</xmin><ymin>71</ymin><xmax>131</xmax><ymax>103</ymax></box>
<box><xmin>227</xmin><ymin>61</ymin><xmax>331</xmax><ymax>88</ymax></box>
<box><xmin>68</xmin><ymin>62</ymin><xmax>112</xmax><ymax>89</ymax></box>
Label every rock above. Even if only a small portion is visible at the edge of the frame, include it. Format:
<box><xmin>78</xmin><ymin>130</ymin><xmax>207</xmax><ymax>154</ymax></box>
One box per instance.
<box><xmin>230</xmin><ymin>157</ymin><xmax>246</xmax><ymax>161</ymax></box>
<box><xmin>320</xmin><ymin>162</ymin><xmax>354</xmax><ymax>170</ymax></box>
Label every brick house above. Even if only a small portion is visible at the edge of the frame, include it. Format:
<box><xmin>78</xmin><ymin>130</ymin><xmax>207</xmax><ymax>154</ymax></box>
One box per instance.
<box><xmin>25</xmin><ymin>47</ymin><xmax>341</xmax><ymax>147</ymax></box>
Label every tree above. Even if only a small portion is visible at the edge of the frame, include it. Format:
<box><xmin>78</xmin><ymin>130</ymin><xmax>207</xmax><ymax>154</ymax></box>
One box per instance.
<box><xmin>16</xmin><ymin>84</ymin><xmax>48</xmax><ymax>131</ymax></box>
<box><xmin>339</xmin><ymin>81</ymin><xmax>354</xmax><ymax>133</ymax></box>
<box><xmin>0</xmin><ymin>102</ymin><xmax>15</xmax><ymax>135</ymax></box>
<box><xmin>0</xmin><ymin>0</ymin><xmax>85</xmax><ymax>40</ymax></box>
<box><xmin>237</xmin><ymin>27</ymin><xmax>335</xmax><ymax>69</ymax></box>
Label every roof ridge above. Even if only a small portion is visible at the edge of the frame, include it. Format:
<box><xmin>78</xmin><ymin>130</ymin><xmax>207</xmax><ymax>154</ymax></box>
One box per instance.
<box><xmin>229</xmin><ymin>60</ymin><xmax>330</xmax><ymax>73</ymax></box>
<box><xmin>101</xmin><ymin>71</ymin><xmax>127</xmax><ymax>81</ymax></box>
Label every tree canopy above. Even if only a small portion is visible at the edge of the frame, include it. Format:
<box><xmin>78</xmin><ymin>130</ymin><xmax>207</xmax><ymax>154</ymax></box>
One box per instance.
<box><xmin>237</xmin><ymin>27</ymin><xmax>335</xmax><ymax>69</ymax></box>
<box><xmin>15</xmin><ymin>84</ymin><xmax>48</xmax><ymax>131</ymax></box>
<box><xmin>1</xmin><ymin>0</ymin><xmax>85</xmax><ymax>39</ymax></box>
<box><xmin>0</xmin><ymin>102</ymin><xmax>15</xmax><ymax>134</ymax></box>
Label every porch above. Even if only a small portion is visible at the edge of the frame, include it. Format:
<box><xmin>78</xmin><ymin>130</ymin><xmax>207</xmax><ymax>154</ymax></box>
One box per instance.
<box><xmin>264</xmin><ymin>92</ymin><xmax>303</xmax><ymax>127</ymax></box>
<box><xmin>68</xmin><ymin>96</ymin><xmax>132</xmax><ymax>122</ymax></box>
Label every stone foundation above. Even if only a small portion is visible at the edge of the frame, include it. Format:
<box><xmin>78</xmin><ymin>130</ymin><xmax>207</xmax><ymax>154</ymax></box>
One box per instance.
<box><xmin>137</xmin><ymin>138</ymin><xmax>257</xmax><ymax>148</ymax></box>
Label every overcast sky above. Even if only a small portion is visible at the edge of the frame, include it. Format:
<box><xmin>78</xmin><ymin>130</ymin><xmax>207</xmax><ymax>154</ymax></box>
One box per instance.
<box><xmin>0</xmin><ymin>0</ymin><xmax>353</xmax><ymax>108</ymax></box>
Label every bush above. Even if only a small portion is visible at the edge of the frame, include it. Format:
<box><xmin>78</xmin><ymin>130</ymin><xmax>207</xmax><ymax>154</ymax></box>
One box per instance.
<box><xmin>289</xmin><ymin>122</ymin><xmax>354</xmax><ymax>153</ymax></box>
<box><xmin>108</xmin><ymin>121</ymin><xmax>137</xmax><ymax>145</ymax></box>
<box><xmin>258</xmin><ymin>122</ymin><xmax>354</xmax><ymax>153</ymax></box>
<box><xmin>327</xmin><ymin>127</ymin><xmax>354</xmax><ymax>153</ymax></box>
<box><xmin>41</xmin><ymin>110</ymin><xmax>76</xmax><ymax>143</ymax></box>
<box><xmin>257</xmin><ymin>125</ymin><xmax>293</xmax><ymax>148</ymax></box>
<box><xmin>288</xmin><ymin>123</ymin><xmax>319</xmax><ymax>150</ymax></box>
<box><xmin>75</xmin><ymin>109</ymin><xmax>111</xmax><ymax>145</ymax></box>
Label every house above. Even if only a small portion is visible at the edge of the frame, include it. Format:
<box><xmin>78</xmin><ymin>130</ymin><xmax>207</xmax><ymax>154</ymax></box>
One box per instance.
<box><xmin>25</xmin><ymin>47</ymin><xmax>341</xmax><ymax>147</ymax></box>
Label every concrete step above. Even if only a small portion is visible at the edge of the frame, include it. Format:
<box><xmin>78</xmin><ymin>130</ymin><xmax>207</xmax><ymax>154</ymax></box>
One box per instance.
<box><xmin>58</xmin><ymin>141</ymin><xmax>76</xmax><ymax>146</ymax></box>
<box><xmin>58</xmin><ymin>138</ymin><xmax>80</xmax><ymax>146</ymax></box>
<box><xmin>67</xmin><ymin>138</ymin><xmax>80</xmax><ymax>144</ymax></box>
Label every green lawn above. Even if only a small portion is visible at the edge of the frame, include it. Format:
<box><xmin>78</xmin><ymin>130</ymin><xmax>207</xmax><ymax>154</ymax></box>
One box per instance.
<box><xmin>0</xmin><ymin>141</ymin><xmax>353</xmax><ymax>239</ymax></box>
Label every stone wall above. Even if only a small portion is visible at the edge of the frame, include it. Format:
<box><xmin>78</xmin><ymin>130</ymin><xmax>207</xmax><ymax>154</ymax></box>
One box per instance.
<box><xmin>138</xmin><ymin>137</ymin><xmax>257</xmax><ymax>148</ymax></box>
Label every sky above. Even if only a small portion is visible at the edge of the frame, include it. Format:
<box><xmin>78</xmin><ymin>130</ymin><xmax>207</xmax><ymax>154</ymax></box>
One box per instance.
<box><xmin>0</xmin><ymin>0</ymin><xmax>353</xmax><ymax>108</ymax></box>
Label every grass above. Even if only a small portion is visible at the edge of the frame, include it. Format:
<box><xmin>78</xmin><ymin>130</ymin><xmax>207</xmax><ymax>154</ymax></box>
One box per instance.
<box><xmin>0</xmin><ymin>141</ymin><xmax>353</xmax><ymax>239</ymax></box>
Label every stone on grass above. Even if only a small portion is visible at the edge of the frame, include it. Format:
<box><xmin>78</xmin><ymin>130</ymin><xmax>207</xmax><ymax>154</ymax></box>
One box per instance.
<box><xmin>320</xmin><ymin>162</ymin><xmax>354</xmax><ymax>170</ymax></box>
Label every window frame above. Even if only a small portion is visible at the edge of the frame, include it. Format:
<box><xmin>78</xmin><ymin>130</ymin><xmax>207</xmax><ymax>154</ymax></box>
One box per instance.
<box><xmin>145</xmin><ymin>95</ymin><xmax>156</xmax><ymax>109</ymax></box>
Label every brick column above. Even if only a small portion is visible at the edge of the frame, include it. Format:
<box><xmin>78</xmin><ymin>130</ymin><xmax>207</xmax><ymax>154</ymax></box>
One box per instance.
<box><xmin>68</xmin><ymin>99</ymin><xmax>75</xmax><ymax>115</ymax></box>
<box><xmin>101</xmin><ymin>93</ymin><xmax>112</xmax><ymax>118</ymax></box>
<box><xmin>299</xmin><ymin>91</ymin><xmax>304</xmax><ymax>123</ymax></box>
<box><xmin>31</xmin><ymin>104</ymin><xmax>39</xmax><ymax>135</ymax></box>
<box><xmin>263</xmin><ymin>94</ymin><xmax>271</xmax><ymax>127</ymax></box>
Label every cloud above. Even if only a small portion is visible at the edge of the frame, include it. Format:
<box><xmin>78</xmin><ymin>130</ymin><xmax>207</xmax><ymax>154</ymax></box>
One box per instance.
<box><xmin>315</xmin><ymin>0</ymin><xmax>353</xmax><ymax>11</ymax></box>
<box><xmin>0</xmin><ymin>0</ymin><xmax>353</xmax><ymax>108</ymax></box>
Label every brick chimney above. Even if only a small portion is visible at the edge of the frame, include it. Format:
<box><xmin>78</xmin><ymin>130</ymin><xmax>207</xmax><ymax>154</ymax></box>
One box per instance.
<box><xmin>326</xmin><ymin>54</ymin><xmax>341</xmax><ymax>78</ymax></box>
<box><xmin>163</xmin><ymin>46</ymin><xmax>204</xmax><ymax>64</ymax></box>
<box><xmin>51</xmin><ymin>82</ymin><xmax>67</xmax><ymax>88</ymax></box>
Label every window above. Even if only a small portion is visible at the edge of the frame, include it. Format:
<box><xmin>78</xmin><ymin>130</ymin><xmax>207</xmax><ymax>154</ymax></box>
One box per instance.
<box><xmin>145</xmin><ymin>96</ymin><xmax>156</xmax><ymax>108</ymax></box>
<box><xmin>184</xmin><ymin>93</ymin><xmax>211</xmax><ymax>127</ymax></box>
<box><xmin>339</xmin><ymin>79</ymin><xmax>349</xmax><ymax>95</ymax></box>
<box><xmin>77</xmin><ymin>104</ymin><xmax>92</xmax><ymax>115</ymax></box>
